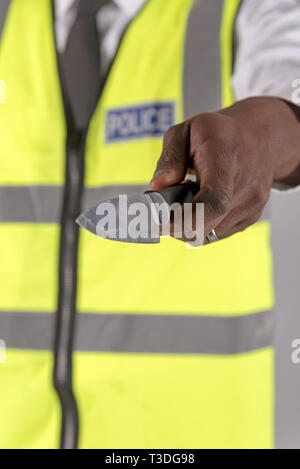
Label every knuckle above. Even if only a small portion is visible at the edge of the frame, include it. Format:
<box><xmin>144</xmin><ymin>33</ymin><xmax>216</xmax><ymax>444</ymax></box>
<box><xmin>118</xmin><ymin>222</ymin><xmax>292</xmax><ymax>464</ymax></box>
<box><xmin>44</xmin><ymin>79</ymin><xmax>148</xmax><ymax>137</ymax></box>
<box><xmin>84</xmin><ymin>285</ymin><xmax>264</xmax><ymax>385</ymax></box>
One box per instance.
<box><xmin>235</xmin><ymin>223</ymin><xmax>248</xmax><ymax>234</ymax></box>
<box><xmin>237</xmin><ymin>218</ymin><xmax>256</xmax><ymax>234</ymax></box>
<box><xmin>160</xmin><ymin>124</ymin><xmax>187</xmax><ymax>170</ymax></box>
<box><xmin>250</xmin><ymin>192</ymin><xmax>261</xmax><ymax>207</ymax></box>
<box><xmin>249</xmin><ymin>206</ymin><xmax>264</xmax><ymax>225</ymax></box>
<box><xmin>164</xmin><ymin>124</ymin><xmax>179</xmax><ymax>142</ymax></box>
<box><xmin>209</xmin><ymin>191</ymin><xmax>231</xmax><ymax>215</ymax></box>
<box><xmin>250</xmin><ymin>186</ymin><xmax>269</xmax><ymax>207</ymax></box>
<box><xmin>236</xmin><ymin>208</ymin><xmax>264</xmax><ymax>234</ymax></box>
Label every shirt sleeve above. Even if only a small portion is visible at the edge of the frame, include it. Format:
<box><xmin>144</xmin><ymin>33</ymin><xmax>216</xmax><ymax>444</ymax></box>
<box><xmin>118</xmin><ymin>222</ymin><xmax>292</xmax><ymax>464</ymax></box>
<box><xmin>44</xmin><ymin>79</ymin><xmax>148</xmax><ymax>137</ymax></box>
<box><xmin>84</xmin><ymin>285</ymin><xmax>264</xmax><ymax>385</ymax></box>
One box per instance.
<box><xmin>232</xmin><ymin>0</ymin><xmax>300</xmax><ymax>192</ymax></box>
<box><xmin>232</xmin><ymin>0</ymin><xmax>300</xmax><ymax>101</ymax></box>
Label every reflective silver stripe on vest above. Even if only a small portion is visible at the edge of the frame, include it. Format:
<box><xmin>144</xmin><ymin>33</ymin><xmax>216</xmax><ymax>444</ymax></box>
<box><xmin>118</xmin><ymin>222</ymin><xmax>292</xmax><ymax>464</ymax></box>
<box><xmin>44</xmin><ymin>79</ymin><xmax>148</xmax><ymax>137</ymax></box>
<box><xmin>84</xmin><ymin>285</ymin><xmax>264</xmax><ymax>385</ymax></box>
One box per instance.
<box><xmin>183</xmin><ymin>0</ymin><xmax>224</xmax><ymax>119</ymax></box>
<box><xmin>0</xmin><ymin>185</ymin><xmax>148</xmax><ymax>223</ymax></box>
<box><xmin>272</xmin><ymin>191</ymin><xmax>300</xmax><ymax>449</ymax></box>
<box><xmin>0</xmin><ymin>186</ymin><xmax>63</xmax><ymax>223</ymax></box>
<box><xmin>0</xmin><ymin>310</ymin><xmax>274</xmax><ymax>354</ymax></box>
<box><xmin>82</xmin><ymin>184</ymin><xmax>147</xmax><ymax>209</ymax></box>
<box><xmin>0</xmin><ymin>184</ymin><xmax>270</xmax><ymax>223</ymax></box>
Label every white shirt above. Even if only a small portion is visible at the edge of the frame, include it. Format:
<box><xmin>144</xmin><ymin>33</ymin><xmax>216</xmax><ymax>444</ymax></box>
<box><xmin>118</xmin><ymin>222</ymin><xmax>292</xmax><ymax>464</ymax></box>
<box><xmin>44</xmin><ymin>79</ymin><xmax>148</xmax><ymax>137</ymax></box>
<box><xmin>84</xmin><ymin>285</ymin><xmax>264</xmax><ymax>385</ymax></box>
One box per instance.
<box><xmin>55</xmin><ymin>0</ymin><xmax>300</xmax><ymax>102</ymax></box>
<box><xmin>232</xmin><ymin>0</ymin><xmax>300</xmax><ymax>103</ymax></box>
<box><xmin>55</xmin><ymin>0</ymin><xmax>300</xmax><ymax>100</ymax></box>
<box><xmin>55</xmin><ymin>0</ymin><xmax>300</xmax><ymax>191</ymax></box>
<box><xmin>54</xmin><ymin>0</ymin><xmax>144</xmax><ymax>74</ymax></box>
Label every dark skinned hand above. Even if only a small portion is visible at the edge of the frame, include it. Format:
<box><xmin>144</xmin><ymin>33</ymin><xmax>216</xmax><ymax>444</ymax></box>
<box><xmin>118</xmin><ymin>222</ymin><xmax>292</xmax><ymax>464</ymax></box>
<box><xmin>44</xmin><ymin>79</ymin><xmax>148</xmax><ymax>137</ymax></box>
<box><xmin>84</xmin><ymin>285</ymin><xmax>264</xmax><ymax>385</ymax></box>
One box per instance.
<box><xmin>149</xmin><ymin>97</ymin><xmax>300</xmax><ymax>242</ymax></box>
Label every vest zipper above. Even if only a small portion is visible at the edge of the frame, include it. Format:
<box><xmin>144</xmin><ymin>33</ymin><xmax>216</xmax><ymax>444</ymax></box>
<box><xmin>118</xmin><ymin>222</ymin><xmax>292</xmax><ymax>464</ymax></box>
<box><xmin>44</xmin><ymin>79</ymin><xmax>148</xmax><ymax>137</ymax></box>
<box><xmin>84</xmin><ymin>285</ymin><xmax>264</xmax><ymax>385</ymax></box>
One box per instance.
<box><xmin>51</xmin><ymin>1</ymin><xmax>86</xmax><ymax>450</ymax></box>
<box><xmin>54</xmin><ymin>130</ymin><xmax>85</xmax><ymax>450</ymax></box>
<box><xmin>50</xmin><ymin>0</ymin><xmax>148</xmax><ymax>450</ymax></box>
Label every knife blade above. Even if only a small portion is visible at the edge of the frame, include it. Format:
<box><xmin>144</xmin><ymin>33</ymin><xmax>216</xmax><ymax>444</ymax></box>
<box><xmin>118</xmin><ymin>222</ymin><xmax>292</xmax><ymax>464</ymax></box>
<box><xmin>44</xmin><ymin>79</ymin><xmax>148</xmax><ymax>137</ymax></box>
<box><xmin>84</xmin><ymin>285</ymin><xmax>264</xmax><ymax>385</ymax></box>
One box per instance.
<box><xmin>76</xmin><ymin>182</ymin><xmax>199</xmax><ymax>244</ymax></box>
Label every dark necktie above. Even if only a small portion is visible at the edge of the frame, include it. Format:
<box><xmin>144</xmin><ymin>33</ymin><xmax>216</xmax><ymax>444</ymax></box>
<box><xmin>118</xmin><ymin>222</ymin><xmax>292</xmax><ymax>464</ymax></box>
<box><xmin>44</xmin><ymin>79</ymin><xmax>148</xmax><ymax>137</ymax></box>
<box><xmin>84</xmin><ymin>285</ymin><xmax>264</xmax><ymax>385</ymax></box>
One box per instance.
<box><xmin>61</xmin><ymin>0</ymin><xmax>107</xmax><ymax>130</ymax></box>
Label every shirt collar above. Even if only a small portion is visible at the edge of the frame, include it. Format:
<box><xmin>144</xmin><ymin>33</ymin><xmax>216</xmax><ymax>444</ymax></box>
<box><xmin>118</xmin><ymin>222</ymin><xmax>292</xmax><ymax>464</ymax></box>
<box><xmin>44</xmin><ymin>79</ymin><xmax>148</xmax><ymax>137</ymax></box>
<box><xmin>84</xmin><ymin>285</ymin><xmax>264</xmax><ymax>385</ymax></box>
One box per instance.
<box><xmin>113</xmin><ymin>0</ymin><xmax>147</xmax><ymax>17</ymax></box>
<box><xmin>55</xmin><ymin>0</ymin><xmax>147</xmax><ymax>18</ymax></box>
<box><xmin>55</xmin><ymin>0</ymin><xmax>75</xmax><ymax>18</ymax></box>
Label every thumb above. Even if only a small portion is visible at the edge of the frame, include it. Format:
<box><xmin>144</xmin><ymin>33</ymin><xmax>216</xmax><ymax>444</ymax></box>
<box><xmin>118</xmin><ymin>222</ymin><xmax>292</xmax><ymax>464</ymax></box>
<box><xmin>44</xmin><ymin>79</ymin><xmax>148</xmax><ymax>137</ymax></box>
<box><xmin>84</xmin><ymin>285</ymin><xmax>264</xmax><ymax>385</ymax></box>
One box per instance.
<box><xmin>149</xmin><ymin>122</ymin><xmax>190</xmax><ymax>190</ymax></box>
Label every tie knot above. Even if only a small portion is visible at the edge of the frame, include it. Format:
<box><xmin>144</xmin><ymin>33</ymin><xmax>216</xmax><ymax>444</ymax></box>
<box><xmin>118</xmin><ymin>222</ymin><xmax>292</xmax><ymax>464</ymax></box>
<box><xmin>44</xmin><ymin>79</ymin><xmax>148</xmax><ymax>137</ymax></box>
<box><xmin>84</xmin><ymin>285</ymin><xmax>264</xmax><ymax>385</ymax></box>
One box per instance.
<box><xmin>78</xmin><ymin>0</ymin><xmax>107</xmax><ymax>15</ymax></box>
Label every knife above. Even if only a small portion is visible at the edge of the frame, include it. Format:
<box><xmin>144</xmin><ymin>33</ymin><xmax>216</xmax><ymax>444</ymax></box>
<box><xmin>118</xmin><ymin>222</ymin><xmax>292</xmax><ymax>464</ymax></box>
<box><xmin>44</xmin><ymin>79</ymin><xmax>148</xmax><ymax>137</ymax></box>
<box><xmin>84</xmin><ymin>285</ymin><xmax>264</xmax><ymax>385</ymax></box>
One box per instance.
<box><xmin>76</xmin><ymin>182</ymin><xmax>199</xmax><ymax>244</ymax></box>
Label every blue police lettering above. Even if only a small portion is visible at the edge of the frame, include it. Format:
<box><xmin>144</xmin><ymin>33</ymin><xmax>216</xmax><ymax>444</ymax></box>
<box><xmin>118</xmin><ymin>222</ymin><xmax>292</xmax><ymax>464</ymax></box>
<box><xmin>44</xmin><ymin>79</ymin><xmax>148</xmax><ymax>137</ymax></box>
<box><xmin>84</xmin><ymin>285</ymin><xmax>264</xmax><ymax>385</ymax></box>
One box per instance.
<box><xmin>105</xmin><ymin>102</ymin><xmax>175</xmax><ymax>143</ymax></box>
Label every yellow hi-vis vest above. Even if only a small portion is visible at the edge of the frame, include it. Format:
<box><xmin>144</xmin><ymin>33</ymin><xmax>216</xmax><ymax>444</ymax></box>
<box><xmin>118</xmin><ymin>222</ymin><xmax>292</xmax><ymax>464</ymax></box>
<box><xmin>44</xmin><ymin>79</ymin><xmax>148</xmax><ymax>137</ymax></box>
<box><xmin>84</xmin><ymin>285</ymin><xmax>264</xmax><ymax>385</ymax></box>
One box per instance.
<box><xmin>0</xmin><ymin>0</ymin><xmax>274</xmax><ymax>449</ymax></box>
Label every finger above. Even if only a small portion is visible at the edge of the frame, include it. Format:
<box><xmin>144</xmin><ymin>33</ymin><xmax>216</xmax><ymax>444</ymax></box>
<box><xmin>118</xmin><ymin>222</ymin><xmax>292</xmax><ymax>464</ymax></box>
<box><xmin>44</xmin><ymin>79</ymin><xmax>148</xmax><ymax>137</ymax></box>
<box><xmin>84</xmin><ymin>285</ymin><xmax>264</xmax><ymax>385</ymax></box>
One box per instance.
<box><xmin>215</xmin><ymin>204</ymin><xmax>264</xmax><ymax>239</ymax></box>
<box><xmin>161</xmin><ymin>204</ymin><xmax>205</xmax><ymax>246</ymax></box>
<box><xmin>211</xmin><ymin>206</ymin><xmax>264</xmax><ymax>242</ymax></box>
<box><xmin>149</xmin><ymin>122</ymin><xmax>190</xmax><ymax>190</ymax></box>
<box><xmin>191</xmin><ymin>140</ymin><xmax>237</xmax><ymax>236</ymax></box>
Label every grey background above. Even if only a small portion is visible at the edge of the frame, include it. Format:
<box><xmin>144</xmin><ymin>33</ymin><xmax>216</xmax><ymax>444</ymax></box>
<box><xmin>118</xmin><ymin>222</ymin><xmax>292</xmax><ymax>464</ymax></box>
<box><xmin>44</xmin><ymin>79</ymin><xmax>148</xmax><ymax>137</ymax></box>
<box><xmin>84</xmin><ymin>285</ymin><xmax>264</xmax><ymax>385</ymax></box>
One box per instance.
<box><xmin>183</xmin><ymin>0</ymin><xmax>300</xmax><ymax>448</ymax></box>
<box><xmin>272</xmin><ymin>191</ymin><xmax>300</xmax><ymax>449</ymax></box>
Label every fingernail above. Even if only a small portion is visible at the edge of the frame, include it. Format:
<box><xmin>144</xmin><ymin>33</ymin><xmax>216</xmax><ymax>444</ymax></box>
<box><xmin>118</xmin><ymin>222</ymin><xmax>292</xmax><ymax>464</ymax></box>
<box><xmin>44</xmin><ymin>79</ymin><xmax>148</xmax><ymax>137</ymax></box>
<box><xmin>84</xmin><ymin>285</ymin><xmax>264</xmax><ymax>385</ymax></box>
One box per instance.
<box><xmin>149</xmin><ymin>170</ymin><xmax>170</xmax><ymax>189</ymax></box>
<box><xmin>154</xmin><ymin>169</ymin><xmax>170</xmax><ymax>178</ymax></box>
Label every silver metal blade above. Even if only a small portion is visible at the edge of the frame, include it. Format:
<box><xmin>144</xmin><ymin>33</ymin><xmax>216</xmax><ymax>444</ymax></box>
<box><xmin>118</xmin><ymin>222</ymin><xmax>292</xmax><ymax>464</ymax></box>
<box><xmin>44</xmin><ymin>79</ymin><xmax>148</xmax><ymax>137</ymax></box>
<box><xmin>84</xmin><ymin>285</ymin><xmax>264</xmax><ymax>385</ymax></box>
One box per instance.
<box><xmin>76</xmin><ymin>194</ymin><xmax>160</xmax><ymax>244</ymax></box>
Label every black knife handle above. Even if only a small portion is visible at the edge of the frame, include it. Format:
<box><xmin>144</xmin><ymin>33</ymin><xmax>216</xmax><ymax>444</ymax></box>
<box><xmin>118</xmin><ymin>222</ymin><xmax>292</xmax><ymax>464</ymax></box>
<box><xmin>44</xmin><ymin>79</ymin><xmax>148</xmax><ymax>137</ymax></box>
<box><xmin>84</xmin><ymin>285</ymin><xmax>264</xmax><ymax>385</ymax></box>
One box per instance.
<box><xmin>144</xmin><ymin>182</ymin><xmax>199</xmax><ymax>206</ymax></box>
